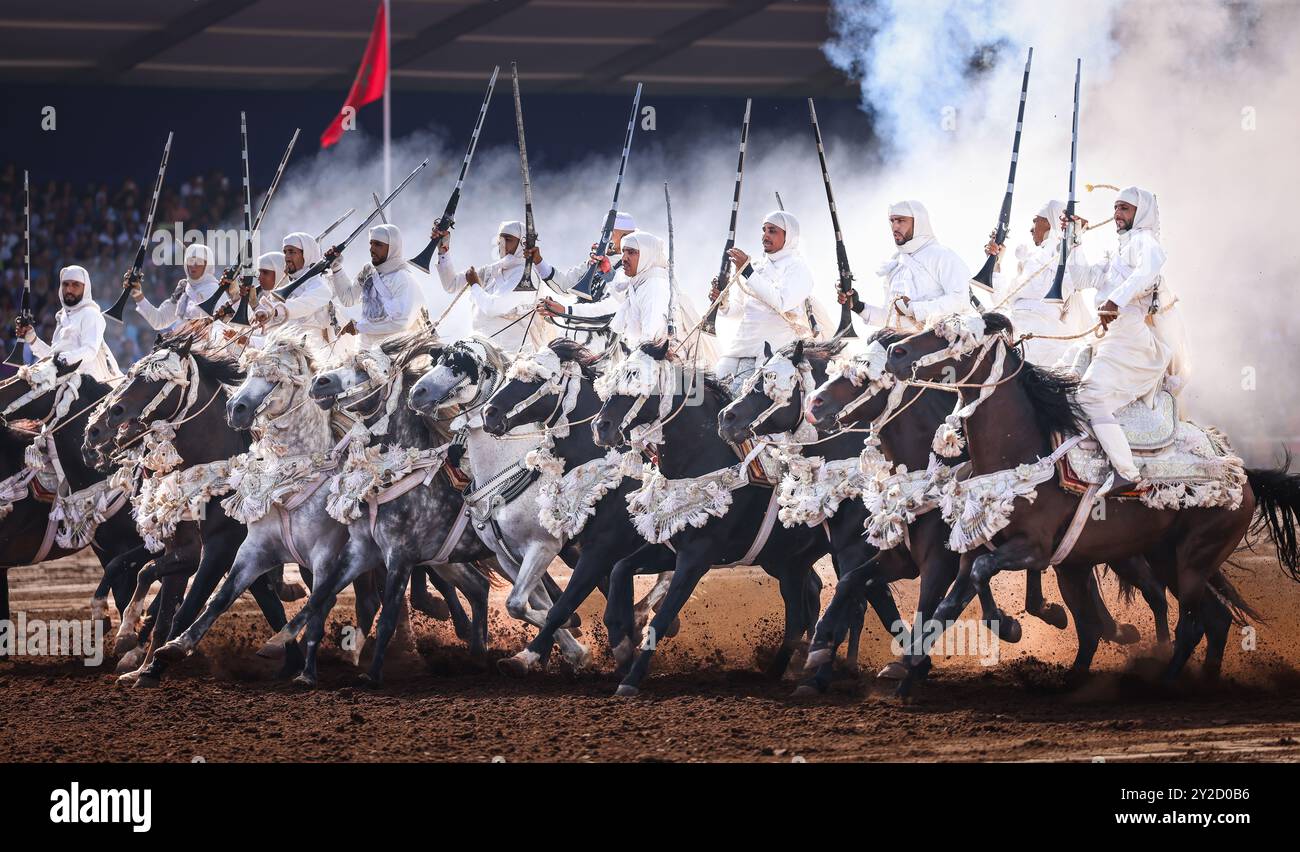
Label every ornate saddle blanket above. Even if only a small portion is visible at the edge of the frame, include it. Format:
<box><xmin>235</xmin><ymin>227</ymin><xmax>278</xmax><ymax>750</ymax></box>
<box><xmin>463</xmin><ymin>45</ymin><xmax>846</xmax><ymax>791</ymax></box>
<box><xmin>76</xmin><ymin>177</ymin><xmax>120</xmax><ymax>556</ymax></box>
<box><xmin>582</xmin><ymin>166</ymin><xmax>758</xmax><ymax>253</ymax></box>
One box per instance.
<box><xmin>1055</xmin><ymin>422</ymin><xmax>1246</xmax><ymax>510</ymax></box>
<box><xmin>536</xmin><ymin>449</ymin><xmax>641</xmax><ymax>540</ymax></box>
<box><xmin>133</xmin><ymin>460</ymin><xmax>235</xmax><ymax>553</ymax></box>
<box><xmin>1061</xmin><ymin>346</ymin><xmax>1178</xmax><ymax>450</ymax></box>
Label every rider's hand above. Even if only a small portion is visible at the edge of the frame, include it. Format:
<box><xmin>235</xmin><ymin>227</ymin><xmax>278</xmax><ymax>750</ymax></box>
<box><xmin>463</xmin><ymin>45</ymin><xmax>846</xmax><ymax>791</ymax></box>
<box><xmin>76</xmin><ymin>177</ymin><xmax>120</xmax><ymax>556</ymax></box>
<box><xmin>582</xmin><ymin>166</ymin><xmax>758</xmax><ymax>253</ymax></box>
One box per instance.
<box><xmin>15</xmin><ymin>320</ymin><xmax>33</xmax><ymax>341</ymax></box>
<box><xmin>340</xmin><ymin>320</ymin><xmax>357</xmax><ymax>336</ymax></box>
<box><xmin>1098</xmin><ymin>299</ymin><xmax>1119</xmax><ymax>328</ymax></box>
<box><xmin>525</xmin><ymin>247</ymin><xmax>543</xmax><ymax>265</ymax></box>
<box><xmin>536</xmin><ymin>297</ymin><xmax>564</xmax><ymax>317</ymax></box>
<box><xmin>465</xmin><ymin>267</ymin><xmax>480</xmax><ymax>287</ymax></box>
<box><xmin>727</xmin><ymin>248</ymin><xmax>750</xmax><ymax>271</ymax></box>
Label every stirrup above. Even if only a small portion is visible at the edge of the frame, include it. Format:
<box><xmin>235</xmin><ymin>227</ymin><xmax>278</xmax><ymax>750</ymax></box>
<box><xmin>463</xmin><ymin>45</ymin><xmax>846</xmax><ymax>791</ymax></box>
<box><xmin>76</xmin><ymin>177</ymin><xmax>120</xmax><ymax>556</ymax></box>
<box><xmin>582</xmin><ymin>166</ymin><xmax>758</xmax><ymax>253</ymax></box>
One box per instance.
<box><xmin>1096</xmin><ymin>469</ymin><xmax>1139</xmax><ymax>499</ymax></box>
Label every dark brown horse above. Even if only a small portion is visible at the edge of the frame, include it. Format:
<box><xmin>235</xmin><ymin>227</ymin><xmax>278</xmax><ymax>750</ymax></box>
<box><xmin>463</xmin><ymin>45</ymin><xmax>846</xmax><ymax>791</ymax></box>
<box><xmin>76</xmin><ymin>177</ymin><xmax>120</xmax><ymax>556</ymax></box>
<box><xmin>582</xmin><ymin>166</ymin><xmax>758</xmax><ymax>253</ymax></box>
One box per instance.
<box><xmin>883</xmin><ymin>312</ymin><xmax>1291</xmax><ymax>683</ymax></box>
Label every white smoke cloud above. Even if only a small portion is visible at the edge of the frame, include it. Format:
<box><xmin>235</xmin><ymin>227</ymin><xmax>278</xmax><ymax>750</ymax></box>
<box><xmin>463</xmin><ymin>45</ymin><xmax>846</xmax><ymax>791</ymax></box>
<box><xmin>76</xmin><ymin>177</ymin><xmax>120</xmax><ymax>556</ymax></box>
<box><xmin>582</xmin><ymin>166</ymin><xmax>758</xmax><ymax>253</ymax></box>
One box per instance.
<box><xmin>824</xmin><ymin>0</ymin><xmax>1300</xmax><ymax>461</ymax></box>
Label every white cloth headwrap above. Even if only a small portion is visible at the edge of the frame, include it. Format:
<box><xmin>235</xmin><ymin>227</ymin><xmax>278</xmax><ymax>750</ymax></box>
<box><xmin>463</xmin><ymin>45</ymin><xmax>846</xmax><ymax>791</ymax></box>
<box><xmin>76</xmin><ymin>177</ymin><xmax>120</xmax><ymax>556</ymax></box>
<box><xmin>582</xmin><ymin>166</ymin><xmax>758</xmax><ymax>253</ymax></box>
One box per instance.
<box><xmin>888</xmin><ymin>199</ymin><xmax>935</xmax><ymax>255</ymax></box>
<box><xmin>1117</xmin><ymin>186</ymin><xmax>1160</xmax><ymax>239</ymax></box>
<box><xmin>282</xmin><ymin>232</ymin><xmax>322</xmax><ymax>267</ymax></box>
<box><xmin>58</xmin><ymin>266</ymin><xmax>94</xmax><ymax>315</ymax></box>
<box><xmin>493</xmin><ymin>220</ymin><xmax>525</xmax><ymax>270</ymax></box>
<box><xmin>184</xmin><ymin>244</ymin><xmax>215</xmax><ymax>282</ymax></box>
<box><xmin>368</xmin><ymin>223</ymin><xmax>406</xmax><ymax>274</ymax></box>
<box><xmin>761</xmin><ymin>210</ymin><xmax>801</xmax><ymax>261</ymax></box>
<box><xmin>1036</xmin><ymin>200</ymin><xmax>1066</xmax><ymax>238</ymax></box>
<box><xmin>257</xmin><ymin>251</ymin><xmax>285</xmax><ymax>276</ymax></box>
<box><xmin>621</xmin><ymin>230</ymin><xmax>667</xmax><ymax>282</ymax></box>
<box><xmin>614</xmin><ymin>211</ymin><xmax>636</xmax><ymax>231</ymax></box>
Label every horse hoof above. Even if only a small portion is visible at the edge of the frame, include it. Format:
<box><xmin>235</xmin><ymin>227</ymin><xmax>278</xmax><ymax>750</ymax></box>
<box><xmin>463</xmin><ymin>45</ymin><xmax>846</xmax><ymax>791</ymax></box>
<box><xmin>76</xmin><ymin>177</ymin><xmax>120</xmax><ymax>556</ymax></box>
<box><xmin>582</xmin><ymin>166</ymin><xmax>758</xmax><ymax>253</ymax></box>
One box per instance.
<box><xmin>567</xmin><ymin>612</ymin><xmax>582</xmax><ymax>630</ymax></box>
<box><xmin>1109</xmin><ymin>623</ymin><xmax>1141</xmax><ymax>645</ymax></box>
<box><xmin>112</xmin><ymin>633</ymin><xmax>138</xmax><ymax>657</ymax></box>
<box><xmin>804</xmin><ymin>647</ymin><xmax>832</xmax><ymax>671</ymax></box>
<box><xmin>114</xmin><ymin>646</ymin><xmax>146</xmax><ymax>674</ymax></box>
<box><xmin>614</xmin><ymin>684</ymin><xmax>640</xmax><ymax>698</ymax></box>
<box><xmin>358</xmin><ymin>673</ymin><xmax>382</xmax><ymax>690</ymax></box>
<box><xmin>498</xmin><ymin>651</ymin><xmax>539</xmax><ymax>678</ymax></box>
<box><xmin>153</xmin><ymin>640</ymin><xmax>188</xmax><ymax>663</ymax></box>
<box><xmin>276</xmin><ymin>581</ymin><xmax>308</xmax><ymax>603</ymax></box>
<box><xmin>612</xmin><ymin>636</ymin><xmax>635</xmax><ymax>668</ymax></box>
<box><xmin>998</xmin><ymin>617</ymin><xmax>1022</xmax><ymax>644</ymax></box>
<box><xmin>876</xmin><ymin>661</ymin><xmax>909</xmax><ymax>680</ymax></box>
<box><xmin>413</xmin><ymin>595</ymin><xmax>451</xmax><ymax>621</ymax></box>
<box><xmin>562</xmin><ymin>645</ymin><xmax>591</xmax><ymax>674</ymax></box>
<box><xmin>115</xmin><ymin>670</ymin><xmax>140</xmax><ymax>687</ymax></box>
<box><xmin>132</xmin><ymin>674</ymin><xmax>161</xmax><ymax>689</ymax></box>
<box><xmin>791</xmin><ymin>684</ymin><xmax>822</xmax><ymax>699</ymax></box>
<box><xmin>1034</xmin><ymin>603</ymin><xmax>1069</xmax><ymax>630</ymax></box>
<box><xmin>292</xmin><ymin>674</ymin><xmax>317</xmax><ymax>690</ymax></box>
<box><xmin>256</xmin><ymin>638</ymin><xmax>288</xmax><ymax>660</ymax></box>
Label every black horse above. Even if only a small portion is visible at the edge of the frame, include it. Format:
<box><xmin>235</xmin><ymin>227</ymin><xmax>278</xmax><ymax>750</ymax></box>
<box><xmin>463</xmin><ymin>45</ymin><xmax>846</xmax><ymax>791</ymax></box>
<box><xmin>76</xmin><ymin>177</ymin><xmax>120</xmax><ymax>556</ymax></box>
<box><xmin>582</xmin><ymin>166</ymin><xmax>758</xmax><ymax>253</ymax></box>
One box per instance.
<box><xmin>592</xmin><ymin>341</ymin><xmax>828</xmax><ymax>696</ymax></box>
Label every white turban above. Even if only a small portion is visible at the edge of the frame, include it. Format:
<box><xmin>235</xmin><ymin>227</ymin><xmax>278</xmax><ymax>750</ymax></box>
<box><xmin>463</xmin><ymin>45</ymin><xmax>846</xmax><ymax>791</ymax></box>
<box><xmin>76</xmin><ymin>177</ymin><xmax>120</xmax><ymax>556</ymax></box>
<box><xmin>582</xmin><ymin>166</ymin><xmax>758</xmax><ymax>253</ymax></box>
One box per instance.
<box><xmin>282</xmin><ymin>232</ymin><xmax>322</xmax><ymax>267</ymax></box>
<box><xmin>761</xmin><ymin>209</ymin><xmax>801</xmax><ymax>257</ymax></box>
<box><xmin>614</xmin><ymin>211</ymin><xmax>637</xmax><ymax>231</ymax></box>
<box><xmin>184</xmin><ymin>243</ymin><xmax>214</xmax><ymax>273</ymax></box>
<box><xmin>888</xmin><ymin>200</ymin><xmax>935</xmax><ymax>254</ymax></box>
<box><xmin>494</xmin><ymin>220</ymin><xmax>526</xmax><ymax>263</ymax></box>
<box><xmin>621</xmin><ymin>230</ymin><xmax>667</xmax><ymax>276</ymax></box>
<box><xmin>1117</xmin><ymin>186</ymin><xmax>1160</xmax><ymax>237</ymax></box>
<box><xmin>257</xmin><ymin>251</ymin><xmax>285</xmax><ymax>277</ymax></box>
<box><xmin>369</xmin><ymin>223</ymin><xmax>403</xmax><ymax>259</ymax></box>
<box><xmin>1036</xmin><ymin>200</ymin><xmax>1066</xmax><ymax>238</ymax></box>
<box><xmin>60</xmin><ymin>265</ymin><xmax>89</xmax><ymax>286</ymax></box>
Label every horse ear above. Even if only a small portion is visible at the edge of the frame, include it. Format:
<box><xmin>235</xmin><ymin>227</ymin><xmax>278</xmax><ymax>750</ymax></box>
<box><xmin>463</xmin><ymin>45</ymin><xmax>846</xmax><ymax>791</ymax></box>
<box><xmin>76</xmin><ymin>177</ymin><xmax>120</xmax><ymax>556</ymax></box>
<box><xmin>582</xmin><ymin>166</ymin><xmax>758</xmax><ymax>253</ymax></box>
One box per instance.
<box><xmin>792</xmin><ymin>339</ymin><xmax>804</xmax><ymax>363</ymax></box>
<box><xmin>151</xmin><ymin>333</ymin><xmax>166</xmax><ymax>352</ymax></box>
<box><xmin>174</xmin><ymin>334</ymin><xmax>193</xmax><ymax>358</ymax></box>
<box><xmin>763</xmin><ymin>341</ymin><xmax>773</xmax><ymax>361</ymax></box>
<box><xmin>619</xmin><ymin>339</ymin><xmax>631</xmax><ymax>357</ymax></box>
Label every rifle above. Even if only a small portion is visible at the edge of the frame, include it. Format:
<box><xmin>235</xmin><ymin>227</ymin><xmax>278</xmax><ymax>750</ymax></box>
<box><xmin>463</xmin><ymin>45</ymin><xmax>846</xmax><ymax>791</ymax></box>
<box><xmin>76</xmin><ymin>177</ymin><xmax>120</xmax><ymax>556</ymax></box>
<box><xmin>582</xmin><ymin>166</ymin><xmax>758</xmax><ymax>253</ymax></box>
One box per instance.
<box><xmin>227</xmin><ymin>126</ymin><xmax>301</xmax><ymax>324</ymax></box>
<box><xmin>410</xmin><ymin>66</ymin><xmax>499</xmax><ymax>274</ymax></box>
<box><xmin>665</xmin><ymin>181</ymin><xmax>676</xmax><ymax>341</ymax></box>
<box><xmin>103</xmin><ymin>132</ymin><xmax>173</xmax><ymax>322</ymax></box>
<box><xmin>4</xmin><ymin>170</ymin><xmax>32</xmax><ymax>365</ymax></box>
<box><xmin>273</xmin><ymin>158</ymin><xmax>430</xmax><ymax>300</ymax></box>
<box><xmin>1048</xmin><ymin>59</ymin><xmax>1082</xmax><ymax>300</ymax></box>
<box><xmin>511</xmin><ymin>63</ymin><xmax>538</xmax><ymax>292</ymax></box>
<box><xmin>972</xmin><ymin>47</ymin><xmax>1033</xmax><ymax>293</ymax></box>
<box><xmin>808</xmin><ymin>98</ymin><xmax>858</xmax><ymax>338</ymax></box>
<box><xmin>569</xmin><ymin>83</ymin><xmax>643</xmax><ymax>302</ymax></box>
<box><xmin>701</xmin><ymin>99</ymin><xmax>752</xmax><ymax>336</ymax></box>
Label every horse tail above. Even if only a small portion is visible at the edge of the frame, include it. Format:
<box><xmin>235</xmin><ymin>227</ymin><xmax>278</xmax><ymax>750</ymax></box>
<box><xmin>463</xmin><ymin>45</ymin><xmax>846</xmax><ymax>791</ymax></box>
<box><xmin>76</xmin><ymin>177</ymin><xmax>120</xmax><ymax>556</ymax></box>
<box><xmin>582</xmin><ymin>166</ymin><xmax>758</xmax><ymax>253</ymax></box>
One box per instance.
<box><xmin>1246</xmin><ymin>458</ymin><xmax>1300</xmax><ymax>583</ymax></box>
<box><xmin>1099</xmin><ymin>563</ymin><xmax>1138</xmax><ymax>605</ymax></box>
<box><xmin>1208</xmin><ymin>570</ymin><xmax>1263</xmax><ymax>626</ymax></box>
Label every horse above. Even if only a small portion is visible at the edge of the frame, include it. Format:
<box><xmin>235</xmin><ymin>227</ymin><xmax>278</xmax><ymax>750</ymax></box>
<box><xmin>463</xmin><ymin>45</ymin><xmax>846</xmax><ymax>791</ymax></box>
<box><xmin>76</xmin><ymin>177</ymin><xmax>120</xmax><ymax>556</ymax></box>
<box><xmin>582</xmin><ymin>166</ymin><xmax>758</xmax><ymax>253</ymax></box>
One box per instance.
<box><xmin>82</xmin><ymin>331</ymin><xmax>299</xmax><ymax>687</ymax></box>
<box><xmin>0</xmin><ymin>358</ymin><xmax>152</xmax><ymax>646</ymax></box>
<box><xmin>259</xmin><ymin>330</ymin><xmax>499</xmax><ymax>687</ymax></box>
<box><xmin>479</xmin><ymin>338</ymin><xmax>679</xmax><ymax>677</ymax></box>
<box><xmin>152</xmin><ymin>330</ymin><xmax>394</xmax><ymax>686</ymax></box>
<box><xmin>882</xmin><ymin>312</ymin><xmax>1291</xmax><ymax>684</ymax></box>
<box><xmin>592</xmin><ymin>340</ymin><xmax>829</xmax><ymax>696</ymax></box>
<box><xmin>407</xmin><ymin>334</ymin><xmax>594</xmax><ymax>670</ymax></box>
<box><xmin>803</xmin><ymin>327</ymin><xmax>1173</xmax><ymax>694</ymax></box>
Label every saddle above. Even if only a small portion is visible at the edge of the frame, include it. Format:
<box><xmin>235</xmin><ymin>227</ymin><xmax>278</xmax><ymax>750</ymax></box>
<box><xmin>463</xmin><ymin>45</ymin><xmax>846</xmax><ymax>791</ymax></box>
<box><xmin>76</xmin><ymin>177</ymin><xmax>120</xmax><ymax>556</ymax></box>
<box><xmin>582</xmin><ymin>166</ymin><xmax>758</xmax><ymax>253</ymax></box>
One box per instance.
<box><xmin>1051</xmin><ymin>354</ymin><xmax>1245</xmax><ymax>508</ymax></box>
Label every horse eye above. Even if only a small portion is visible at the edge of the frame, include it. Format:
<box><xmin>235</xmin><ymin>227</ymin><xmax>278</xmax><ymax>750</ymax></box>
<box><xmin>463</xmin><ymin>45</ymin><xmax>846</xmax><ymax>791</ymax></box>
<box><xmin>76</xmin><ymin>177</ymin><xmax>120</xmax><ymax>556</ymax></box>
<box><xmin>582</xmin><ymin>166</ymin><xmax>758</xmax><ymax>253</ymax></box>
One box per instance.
<box><xmin>892</xmin><ymin>346</ymin><xmax>906</xmax><ymax>359</ymax></box>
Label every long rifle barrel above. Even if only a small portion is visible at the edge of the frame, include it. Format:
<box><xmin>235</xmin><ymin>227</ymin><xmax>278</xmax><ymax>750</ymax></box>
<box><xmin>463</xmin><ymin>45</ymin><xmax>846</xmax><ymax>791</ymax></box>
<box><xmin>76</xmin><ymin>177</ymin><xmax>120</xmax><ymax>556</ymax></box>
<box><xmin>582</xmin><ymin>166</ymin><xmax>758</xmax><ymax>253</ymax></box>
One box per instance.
<box><xmin>1049</xmin><ymin>59</ymin><xmax>1082</xmax><ymax>300</ymax></box>
<box><xmin>411</xmin><ymin>67</ymin><xmax>500</xmax><ymax>273</ymax></box>
<box><xmin>5</xmin><ymin>171</ymin><xmax>32</xmax><ymax>365</ymax></box>
<box><xmin>570</xmin><ymin>82</ymin><xmax>644</xmax><ymax>301</ymax></box>
<box><xmin>808</xmin><ymin>98</ymin><xmax>858</xmax><ymax>338</ymax></box>
<box><xmin>104</xmin><ymin>132</ymin><xmax>173</xmax><ymax>321</ymax></box>
<box><xmin>512</xmin><ymin>63</ymin><xmax>539</xmax><ymax>292</ymax></box>
<box><xmin>701</xmin><ymin>99</ymin><xmax>752</xmax><ymax>336</ymax></box>
<box><xmin>972</xmin><ymin>47</ymin><xmax>1033</xmax><ymax>290</ymax></box>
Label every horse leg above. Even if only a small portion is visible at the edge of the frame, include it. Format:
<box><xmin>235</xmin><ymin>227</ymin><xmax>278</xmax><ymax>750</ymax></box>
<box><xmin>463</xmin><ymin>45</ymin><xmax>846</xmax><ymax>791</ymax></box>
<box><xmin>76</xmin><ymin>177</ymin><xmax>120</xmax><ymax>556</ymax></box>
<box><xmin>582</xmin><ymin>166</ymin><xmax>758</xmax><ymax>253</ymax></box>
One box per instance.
<box><xmin>1055</xmin><ymin>565</ymin><xmax>1106</xmax><ymax>683</ymax></box>
<box><xmin>1088</xmin><ymin>564</ymin><xmax>1141</xmax><ymax>645</ymax></box>
<box><xmin>263</xmin><ymin>532</ymin><xmax>375</xmax><ymax>656</ymax></box>
<box><xmin>431</xmin><ymin>563</ymin><xmax>490</xmax><ymax>660</ymax></box>
<box><xmin>615</xmin><ymin>551</ymin><xmax>711</xmax><ymax>697</ymax></box>
<box><xmin>975</xmin><ymin>563</ymin><xmax>1023</xmax><ymax>644</ymax></box>
<box><xmin>156</xmin><ymin>537</ymin><xmax>279</xmax><ymax>663</ymax></box>
<box><xmin>246</xmin><ymin>573</ymin><xmax>304</xmax><ymax>679</ymax></box>
<box><xmin>1024</xmin><ymin>569</ymin><xmax>1068</xmax><ymax>629</ymax></box>
<box><xmin>1110</xmin><ymin>555</ymin><xmax>1170</xmax><ymax>645</ymax></box>
<box><xmin>114</xmin><ymin>560</ymin><xmax>158</xmax><ymax>657</ymax></box>
<box><xmin>361</xmin><ymin>557</ymin><xmax>416</xmax><ymax>688</ymax></box>
<box><xmin>633</xmin><ymin>568</ymin><xmax>677</xmax><ymax>638</ymax></box>
<box><xmin>410</xmin><ymin>566</ymin><xmax>453</xmax><ymax>622</ymax></box>
<box><xmin>168</xmin><ymin>524</ymin><xmax>245</xmax><ymax>636</ymax></box>
<box><xmin>604</xmin><ymin>545</ymin><xmax>657</xmax><ymax>676</ymax></box>
<box><xmin>895</xmin><ymin>549</ymin><xmax>962</xmax><ymax>699</ymax></box>
<box><xmin>126</xmin><ymin>570</ymin><xmax>187</xmax><ymax>687</ymax></box>
<box><xmin>1199</xmin><ymin>592</ymin><xmax>1232</xmax><ymax>681</ymax></box>
<box><xmin>503</xmin><ymin>543</ymin><xmax>588</xmax><ymax>669</ymax></box>
<box><xmin>765</xmin><ymin>563</ymin><xmax>817</xmax><ymax>680</ymax></box>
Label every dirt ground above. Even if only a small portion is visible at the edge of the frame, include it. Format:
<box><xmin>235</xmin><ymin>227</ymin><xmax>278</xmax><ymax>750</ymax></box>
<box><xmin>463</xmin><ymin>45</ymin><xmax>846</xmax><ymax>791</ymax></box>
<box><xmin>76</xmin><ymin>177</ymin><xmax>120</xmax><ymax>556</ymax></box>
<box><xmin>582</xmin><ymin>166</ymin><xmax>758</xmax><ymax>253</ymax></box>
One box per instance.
<box><xmin>4</xmin><ymin>545</ymin><xmax>1300</xmax><ymax>763</ymax></box>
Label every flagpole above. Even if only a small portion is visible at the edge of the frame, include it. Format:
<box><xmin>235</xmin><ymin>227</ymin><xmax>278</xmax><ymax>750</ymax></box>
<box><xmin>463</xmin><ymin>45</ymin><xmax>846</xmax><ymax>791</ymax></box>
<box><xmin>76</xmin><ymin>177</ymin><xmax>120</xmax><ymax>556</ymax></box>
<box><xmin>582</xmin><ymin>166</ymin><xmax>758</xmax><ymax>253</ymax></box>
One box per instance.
<box><xmin>383</xmin><ymin>0</ymin><xmax>392</xmax><ymax>195</ymax></box>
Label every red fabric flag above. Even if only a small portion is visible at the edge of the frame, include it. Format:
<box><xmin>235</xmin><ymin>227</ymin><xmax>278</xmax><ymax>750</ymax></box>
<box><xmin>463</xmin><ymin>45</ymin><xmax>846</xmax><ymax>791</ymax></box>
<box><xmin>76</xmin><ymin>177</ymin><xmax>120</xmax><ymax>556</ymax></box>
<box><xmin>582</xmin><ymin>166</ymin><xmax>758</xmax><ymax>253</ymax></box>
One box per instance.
<box><xmin>321</xmin><ymin>2</ymin><xmax>388</xmax><ymax>148</ymax></box>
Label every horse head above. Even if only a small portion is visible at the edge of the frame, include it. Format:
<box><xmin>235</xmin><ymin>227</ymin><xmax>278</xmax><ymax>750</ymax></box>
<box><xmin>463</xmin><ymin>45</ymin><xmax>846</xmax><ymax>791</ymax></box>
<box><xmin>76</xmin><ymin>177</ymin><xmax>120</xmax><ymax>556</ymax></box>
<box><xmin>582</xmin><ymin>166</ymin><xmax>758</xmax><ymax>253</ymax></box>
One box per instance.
<box><xmin>482</xmin><ymin>339</ymin><xmax>596</xmax><ymax>436</ymax></box>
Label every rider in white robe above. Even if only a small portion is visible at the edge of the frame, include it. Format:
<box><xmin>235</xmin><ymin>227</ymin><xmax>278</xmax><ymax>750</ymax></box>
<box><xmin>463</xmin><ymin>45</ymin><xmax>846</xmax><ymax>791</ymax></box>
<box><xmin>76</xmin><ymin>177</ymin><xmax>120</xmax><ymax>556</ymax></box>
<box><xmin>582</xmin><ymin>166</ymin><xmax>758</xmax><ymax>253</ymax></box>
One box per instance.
<box><xmin>131</xmin><ymin>243</ymin><xmax>220</xmax><ymax>330</ymax></box>
<box><xmin>435</xmin><ymin>220</ymin><xmax>550</xmax><ymax>356</ymax></box>
<box><xmin>712</xmin><ymin>210</ymin><xmax>817</xmax><ymax>387</ymax></box>
<box><xmin>255</xmin><ymin>234</ymin><xmax>338</xmax><ymax>350</ymax></box>
<box><xmin>330</xmin><ymin>224</ymin><xmax>423</xmax><ymax>351</ymax></box>
<box><xmin>529</xmin><ymin>211</ymin><xmax>635</xmax><ymax>351</ymax></box>
<box><xmin>986</xmin><ymin>200</ymin><xmax>1092</xmax><ymax>365</ymax></box>
<box><xmin>847</xmin><ymin>200</ymin><xmax>974</xmax><ymax>332</ymax></box>
<box><xmin>19</xmin><ymin>265</ymin><xmax>120</xmax><ymax>381</ymax></box>
<box><xmin>1068</xmin><ymin>186</ymin><xmax>1186</xmax><ymax>493</ymax></box>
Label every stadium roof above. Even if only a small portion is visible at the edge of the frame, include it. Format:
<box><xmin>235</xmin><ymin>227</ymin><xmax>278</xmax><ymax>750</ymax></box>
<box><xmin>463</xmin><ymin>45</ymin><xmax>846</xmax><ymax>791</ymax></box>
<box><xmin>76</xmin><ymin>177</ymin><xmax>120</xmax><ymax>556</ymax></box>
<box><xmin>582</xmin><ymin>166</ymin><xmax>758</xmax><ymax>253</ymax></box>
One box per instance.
<box><xmin>0</xmin><ymin>0</ymin><xmax>855</xmax><ymax>97</ymax></box>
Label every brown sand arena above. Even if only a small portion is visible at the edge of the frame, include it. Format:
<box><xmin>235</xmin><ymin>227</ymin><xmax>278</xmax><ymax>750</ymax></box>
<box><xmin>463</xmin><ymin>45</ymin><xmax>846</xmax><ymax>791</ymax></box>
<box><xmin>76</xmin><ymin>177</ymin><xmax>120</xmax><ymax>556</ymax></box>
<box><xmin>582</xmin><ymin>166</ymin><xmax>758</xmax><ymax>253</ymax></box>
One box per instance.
<box><xmin>3</xmin><ymin>543</ymin><xmax>1300</xmax><ymax>763</ymax></box>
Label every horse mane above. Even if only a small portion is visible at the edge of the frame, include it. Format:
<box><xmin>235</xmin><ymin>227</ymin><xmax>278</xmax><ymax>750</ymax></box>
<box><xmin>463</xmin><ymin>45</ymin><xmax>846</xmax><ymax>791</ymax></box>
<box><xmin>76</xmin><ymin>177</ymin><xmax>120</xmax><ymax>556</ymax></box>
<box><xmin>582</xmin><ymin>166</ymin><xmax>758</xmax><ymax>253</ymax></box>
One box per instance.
<box><xmin>779</xmin><ymin>338</ymin><xmax>846</xmax><ymax>363</ymax></box>
<box><xmin>702</xmin><ymin>372</ymin><xmax>732</xmax><ymax>405</ymax></box>
<box><xmin>549</xmin><ymin>338</ymin><xmax>602</xmax><ymax>379</ymax></box>
<box><xmin>979</xmin><ymin>313</ymin><xmax>1087</xmax><ymax>437</ymax></box>
<box><xmin>261</xmin><ymin>327</ymin><xmax>321</xmax><ymax>375</ymax></box>
<box><xmin>154</xmin><ymin>329</ymin><xmax>246</xmax><ymax>386</ymax></box>
<box><xmin>868</xmin><ymin>327</ymin><xmax>908</xmax><ymax>347</ymax></box>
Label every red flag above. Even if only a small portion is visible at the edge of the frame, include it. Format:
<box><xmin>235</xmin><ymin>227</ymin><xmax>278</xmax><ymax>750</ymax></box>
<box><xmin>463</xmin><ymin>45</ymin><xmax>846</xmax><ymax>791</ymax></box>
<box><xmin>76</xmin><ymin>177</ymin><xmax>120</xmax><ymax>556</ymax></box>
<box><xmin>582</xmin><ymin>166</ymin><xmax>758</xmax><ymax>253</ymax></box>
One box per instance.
<box><xmin>321</xmin><ymin>2</ymin><xmax>388</xmax><ymax>148</ymax></box>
